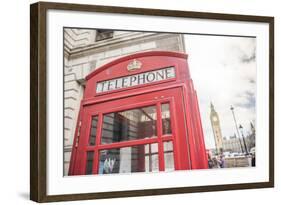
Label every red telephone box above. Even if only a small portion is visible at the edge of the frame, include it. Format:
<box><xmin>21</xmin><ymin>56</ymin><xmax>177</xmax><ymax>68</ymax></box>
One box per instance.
<box><xmin>69</xmin><ymin>51</ymin><xmax>208</xmax><ymax>176</ymax></box>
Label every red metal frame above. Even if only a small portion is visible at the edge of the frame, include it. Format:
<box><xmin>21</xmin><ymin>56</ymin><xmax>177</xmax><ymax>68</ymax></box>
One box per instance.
<box><xmin>69</xmin><ymin>51</ymin><xmax>208</xmax><ymax>176</ymax></box>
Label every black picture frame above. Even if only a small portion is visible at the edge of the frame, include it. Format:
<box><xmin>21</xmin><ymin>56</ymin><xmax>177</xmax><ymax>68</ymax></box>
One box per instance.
<box><xmin>30</xmin><ymin>1</ymin><xmax>274</xmax><ymax>202</ymax></box>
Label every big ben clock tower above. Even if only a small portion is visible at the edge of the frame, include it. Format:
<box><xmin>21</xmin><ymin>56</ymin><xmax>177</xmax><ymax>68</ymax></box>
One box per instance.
<box><xmin>210</xmin><ymin>103</ymin><xmax>223</xmax><ymax>154</ymax></box>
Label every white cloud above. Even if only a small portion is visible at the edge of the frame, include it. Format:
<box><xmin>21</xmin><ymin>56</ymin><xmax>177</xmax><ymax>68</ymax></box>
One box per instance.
<box><xmin>184</xmin><ymin>34</ymin><xmax>256</xmax><ymax>149</ymax></box>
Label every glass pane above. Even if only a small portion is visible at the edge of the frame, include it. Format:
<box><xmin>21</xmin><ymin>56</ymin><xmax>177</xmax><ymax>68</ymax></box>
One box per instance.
<box><xmin>85</xmin><ymin>151</ymin><xmax>94</xmax><ymax>175</ymax></box>
<box><xmin>161</xmin><ymin>103</ymin><xmax>172</xmax><ymax>135</ymax></box>
<box><xmin>101</xmin><ymin>106</ymin><xmax>157</xmax><ymax>144</ymax></box>
<box><xmin>98</xmin><ymin>143</ymin><xmax>159</xmax><ymax>174</ymax></box>
<box><xmin>89</xmin><ymin>116</ymin><xmax>98</xmax><ymax>145</ymax></box>
<box><xmin>164</xmin><ymin>141</ymin><xmax>174</xmax><ymax>171</ymax></box>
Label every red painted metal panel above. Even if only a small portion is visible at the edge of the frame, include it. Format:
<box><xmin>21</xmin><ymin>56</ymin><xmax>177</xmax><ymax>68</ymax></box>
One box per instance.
<box><xmin>156</xmin><ymin>102</ymin><xmax>165</xmax><ymax>171</ymax></box>
<box><xmin>93</xmin><ymin>113</ymin><xmax>103</xmax><ymax>174</ymax></box>
<box><xmin>194</xmin><ymin>91</ymin><xmax>208</xmax><ymax>168</ymax></box>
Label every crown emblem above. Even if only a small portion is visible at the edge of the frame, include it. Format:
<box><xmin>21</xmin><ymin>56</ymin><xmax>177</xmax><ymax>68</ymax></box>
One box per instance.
<box><xmin>127</xmin><ymin>59</ymin><xmax>142</xmax><ymax>71</ymax></box>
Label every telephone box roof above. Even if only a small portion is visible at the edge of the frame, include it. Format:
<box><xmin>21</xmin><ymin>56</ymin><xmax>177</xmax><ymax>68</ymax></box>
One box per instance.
<box><xmin>85</xmin><ymin>51</ymin><xmax>188</xmax><ymax>81</ymax></box>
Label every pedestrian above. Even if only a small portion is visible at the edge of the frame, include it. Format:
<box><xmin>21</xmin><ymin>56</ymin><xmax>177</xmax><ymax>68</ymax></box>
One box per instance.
<box><xmin>208</xmin><ymin>153</ymin><xmax>214</xmax><ymax>168</ymax></box>
<box><xmin>219</xmin><ymin>155</ymin><xmax>225</xmax><ymax>168</ymax></box>
<box><xmin>251</xmin><ymin>153</ymin><xmax>256</xmax><ymax>167</ymax></box>
<box><xmin>212</xmin><ymin>157</ymin><xmax>220</xmax><ymax>168</ymax></box>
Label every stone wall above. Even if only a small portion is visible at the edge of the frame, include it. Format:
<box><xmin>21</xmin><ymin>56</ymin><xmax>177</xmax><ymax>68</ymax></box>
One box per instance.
<box><xmin>225</xmin><ymin>157</ymin><xmax>251</xmax><ymax>168</ymax></box>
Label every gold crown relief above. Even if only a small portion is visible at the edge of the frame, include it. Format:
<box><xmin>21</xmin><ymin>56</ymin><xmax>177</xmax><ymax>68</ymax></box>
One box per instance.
<box><xmin>127</xmin><ymin>59</ymin><xmax>142</xmax><ymax>71</ymax></box>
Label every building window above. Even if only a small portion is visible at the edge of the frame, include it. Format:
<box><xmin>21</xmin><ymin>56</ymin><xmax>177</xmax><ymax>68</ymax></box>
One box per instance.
<box><xmin>95</xmin><ymin>29</ymin><xmax>114</xmax><ymax>41</ymax></box>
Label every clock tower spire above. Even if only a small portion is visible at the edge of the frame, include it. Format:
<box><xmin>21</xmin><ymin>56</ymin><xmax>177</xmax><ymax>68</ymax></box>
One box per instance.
<box><xmin>210</xmin><ymin>103</ymin><xmax>223</xmax><ymax>154</ymax></box>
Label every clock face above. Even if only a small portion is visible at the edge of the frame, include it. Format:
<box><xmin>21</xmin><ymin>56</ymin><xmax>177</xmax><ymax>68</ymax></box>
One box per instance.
<box><xmin>213</xmin><ymin>116</ymin><xmax>218</xmax><ymax>122</ymax></box>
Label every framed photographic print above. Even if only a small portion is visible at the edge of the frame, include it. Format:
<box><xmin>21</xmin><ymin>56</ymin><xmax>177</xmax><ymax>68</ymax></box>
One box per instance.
<box><xmin>30</xmin><ymin>1</ymin><xmax>274</xmax><ymax>202</ymax></box>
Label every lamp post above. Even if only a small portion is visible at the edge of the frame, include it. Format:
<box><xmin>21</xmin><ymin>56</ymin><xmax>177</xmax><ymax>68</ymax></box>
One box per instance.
<box><xmin>230</xmin><ymin>106</ymin><xmax>244</xmax><ymax>153</ymax></box>
<box><xmin>239</xmin><ymin>124</ymin><xmax>249</xmax><ymax>155</ymax></box>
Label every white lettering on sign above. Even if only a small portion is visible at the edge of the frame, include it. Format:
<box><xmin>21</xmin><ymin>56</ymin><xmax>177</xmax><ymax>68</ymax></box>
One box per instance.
<box><xmin>96</xmin><ymin>67</ymin><xmax>176</xmax><ymax>93</ymax></box>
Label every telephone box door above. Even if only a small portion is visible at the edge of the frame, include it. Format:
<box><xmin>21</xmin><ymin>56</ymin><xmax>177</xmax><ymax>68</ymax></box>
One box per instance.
<box><xmin>69</xmin><ymin>87</ymin><xmax>191</xmax><ymax>175</ymax></box>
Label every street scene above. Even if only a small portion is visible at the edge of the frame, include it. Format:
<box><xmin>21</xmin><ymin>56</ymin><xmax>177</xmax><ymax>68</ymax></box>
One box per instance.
<box><xmin>185</xmin><ymin>35</ymin><xmax>256</xmax><ymax>169</ymax></box>
<box><xmin>206</xmin><ymin>103</ymin><xmax>255</xmax><ymax>168</ymax></box>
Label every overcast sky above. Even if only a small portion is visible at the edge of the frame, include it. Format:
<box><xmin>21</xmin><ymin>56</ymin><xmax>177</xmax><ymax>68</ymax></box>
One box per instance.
<box><xmin>184</xmin><ymin>34</ymin><xmax>256</xmax><ymax>149</ymax></box>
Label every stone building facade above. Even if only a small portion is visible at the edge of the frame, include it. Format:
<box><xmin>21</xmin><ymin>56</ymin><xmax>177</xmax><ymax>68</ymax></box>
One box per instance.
<box><xmin>222</xmin><ymin>135</ymin><xmax>243</xmax><ymax>153</ymax></box>
<box><xmin>222</xmin><ymin>123</ymin><xmax>255</xmax><ymax>154</ymax></box>
<box><xmin>63</xmin><ymin>28</ymin><xmax>186</xmax><ymax>175</ymax></box>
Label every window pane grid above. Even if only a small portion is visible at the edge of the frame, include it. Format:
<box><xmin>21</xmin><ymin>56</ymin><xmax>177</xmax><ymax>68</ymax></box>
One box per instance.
<box><xmin>85</xmin><ymin>102</ymin><xmax>175</xmax><ymax>174</ymax></box>
<box><xmin>98</xmin><ymin>143</ymin><xmax>159</xmax><ymax>174</ymax></box>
